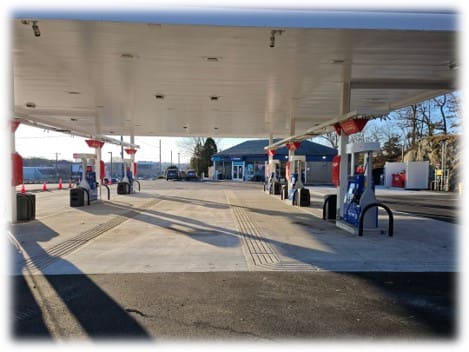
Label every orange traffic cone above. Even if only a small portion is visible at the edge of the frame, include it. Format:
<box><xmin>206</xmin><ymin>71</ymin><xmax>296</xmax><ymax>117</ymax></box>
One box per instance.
<box><xmin>58</xmin><ymin>178</ymin><xmax>63</xmax><ymax>190</ymax></box>
<box><xmin>42</xmin><ymin>181</ymin><xmax>48</xmax><ymax>191</ymax></box>
<box><xmin>20</xmin><ymin>184</ymin><xmax>26</xmax><ymax>193</ymax></box>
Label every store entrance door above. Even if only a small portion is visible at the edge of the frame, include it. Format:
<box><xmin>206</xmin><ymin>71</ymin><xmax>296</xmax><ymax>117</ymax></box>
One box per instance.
<box><xmin>232</xmin><ymin>162</ymin><xmax>244</xmax><ymax>181</ymax></box>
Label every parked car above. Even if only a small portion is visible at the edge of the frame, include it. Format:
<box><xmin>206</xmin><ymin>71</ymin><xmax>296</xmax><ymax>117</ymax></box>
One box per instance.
<box><xmin>166</xmin><ymin>168</ymin><xmax>179</xmax><ymax>181</ymax></box>
<box><xmin>185</xmin><ymin>169</ymin><xmax>199</xmax><ymax>181</ymax></box>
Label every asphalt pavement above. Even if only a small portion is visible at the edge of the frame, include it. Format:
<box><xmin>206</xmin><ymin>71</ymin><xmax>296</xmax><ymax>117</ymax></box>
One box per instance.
<box><xmin>12</xmin><ymin>271</ymin><xmax>455</xmax><ymax>341</ymax></box>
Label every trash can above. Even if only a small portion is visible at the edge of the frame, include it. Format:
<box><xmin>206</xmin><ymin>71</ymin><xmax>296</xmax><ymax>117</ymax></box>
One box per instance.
<box><xmin>70</xmin><ymin>188</ymin><xmax>85</xmax><ymax>207</ymax></box>
<box><xmin>17</xmin><ymin>193</ymin><xmax>35</xmax><ymax>221</ymax></box>
<box><xmin>299</xmin><ymin>188</ymin><xmax>310</xmax><ymax>206</ymax></box>
<box><xmin>117</xmin><ymin>181</ymin><xmax>130</xmax><ymax>194</ymax></box>
<box><xmin>323</xmin><ymin>194</ymin><xmax>337</xmax><ymax>220</ymax></box>
<box><xmin>273</xmin><ymin>181</ymin><xmax>281</xmax><ymax>195</ymax></box>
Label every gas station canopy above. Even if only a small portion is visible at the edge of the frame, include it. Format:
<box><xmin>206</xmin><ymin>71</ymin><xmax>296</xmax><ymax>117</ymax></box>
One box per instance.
<box><xmin>12</xmin><ymin>9</ymin><xmax>458</xmax><ymax>140</ymax></box>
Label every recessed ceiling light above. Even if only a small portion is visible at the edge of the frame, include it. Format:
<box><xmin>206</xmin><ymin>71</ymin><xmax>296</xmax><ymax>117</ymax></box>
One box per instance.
<box><xmin>214</xmin><ymin>127</ymin><xmax>219</xmax><ymax>130</ymax></box>
<box><xmin>70</xmin><ymin>118</ymin><xmax>78</xmax><ymax>122</ymax></box>
<box><xmin>67</xmin><ymin>91</ymin><xmax>81</xmax><ymax>95</ymax></box>
<box><xmin>183</xmin><ymin>126</ymin><xmax>188</xmax><ymax>129</ymax></box>
<box><xmin>25</xmin><ymin>102</ymin><xmax>36</xmax><ymax>108</ymax></box>
<box><xmin>329</xmin><ymin>59</ymin><xmax>345</xmax><ymax>64</ymax></box>
<box><xmin>121</xmin><ymin>53</ymin><xmax>134</xmax><ymax>59</ymax></box>
<box><xmin>109</xmin><ymin>131</ymin><xmax>114</xmax><ymax>134</ymax></box>
<box><xmin>155</xmin><ymin>94</ymin><xmax>165</xmax><ymax>100</ymax></box>
<box><xmin>210</xmin><ymin>96</ymin><xmax>219</xmax><ymax>101</ymax></box>
<box><xmin>204</xmin><ymin>57</ymin><xmax>221</xmax><ymax>62</ymax></box>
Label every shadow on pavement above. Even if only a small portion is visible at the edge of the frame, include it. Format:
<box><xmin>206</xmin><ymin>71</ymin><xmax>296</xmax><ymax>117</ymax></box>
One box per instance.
<box><xmin>11</xmin><ymin>222</ymin><xmax>151</xmax><ymax>340</ymax></box>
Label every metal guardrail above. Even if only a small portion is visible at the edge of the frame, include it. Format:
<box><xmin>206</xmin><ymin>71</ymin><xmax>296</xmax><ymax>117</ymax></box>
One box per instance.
<box><xmin>103</xmin><ymin>184</ymin><xmax>110</xmax><ymax>200</ymax></box>
<box><xmin>322</xmin><ymin>194</ymin><xmax>337</xmax><ymax>220</ymax></box>
<box><xmin>79</xmin><ymin>187</ymin><xmax>90</xmax><ymax>206</ymax></box>
<box><xmin>358</xmin><ymin>202</ymin><xmax>394</xmax><ymax>237</ymax></box>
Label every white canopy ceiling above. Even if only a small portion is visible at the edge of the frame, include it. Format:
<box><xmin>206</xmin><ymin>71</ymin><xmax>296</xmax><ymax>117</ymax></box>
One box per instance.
<box><xmin>12</xmin><ymin>9</ymin><xmax>458</xmax><ymax>140</ymax></box>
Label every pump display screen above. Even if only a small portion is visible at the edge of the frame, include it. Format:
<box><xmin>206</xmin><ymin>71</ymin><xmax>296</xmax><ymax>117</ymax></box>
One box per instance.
<box><xmin>346</xmin><ymin>183</ymin><xmax>357</xmax><ymax>201</ymax></box>
<box><xmin>71</xmin><ymin>163</ymin><xmax>82</xmax><ymax>183</ymax></box>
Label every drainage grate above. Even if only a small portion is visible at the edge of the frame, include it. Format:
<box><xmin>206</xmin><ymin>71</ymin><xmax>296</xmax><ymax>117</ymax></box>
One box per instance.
<box><xmin>225</xmin><ymin>191</ymin><xmax>279</xmax><ymax>267</ymax></box>
<box><xmin>225</xmin><ymin>191</ymin><xmax>331</xmax><ymax>272</ymax></box>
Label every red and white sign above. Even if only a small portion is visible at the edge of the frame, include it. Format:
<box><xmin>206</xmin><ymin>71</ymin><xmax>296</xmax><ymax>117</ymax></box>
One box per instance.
<box><xmin>85</xmin><ymin>139</ymin><xmax>105</xmax><ymax>148</ymax></box>
<box><xmin>125</xmin><ymin>148</ymin><xmax>138</xmax><ymax>155</ymax></box>
<box><xmin>286</xmin><ymin>142</ymin><xmax>301</xmax><ymax>151</ymax></box>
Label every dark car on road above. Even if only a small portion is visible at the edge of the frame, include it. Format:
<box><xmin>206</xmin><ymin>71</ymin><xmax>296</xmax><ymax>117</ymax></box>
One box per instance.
<box><xmin>166</xmin><ymin>168</ymin><xmax>179</xmax><ymax>181</ymax></box>
<box><xmin>185</xmin><ymin>169</ymin><xmax>199</xmax><ymax>181</ymax></box>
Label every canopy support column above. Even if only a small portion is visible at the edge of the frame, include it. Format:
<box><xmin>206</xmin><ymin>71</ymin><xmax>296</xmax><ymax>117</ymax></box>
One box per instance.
<box><xmin>337</xmin><ymin>78</ymin><xmax>351</xmax><ymax>219</ymax></box>
<box><xmin>10</xmin><ymin>121</ymin><xmax>19</xmax><ymax>223</ymax></box>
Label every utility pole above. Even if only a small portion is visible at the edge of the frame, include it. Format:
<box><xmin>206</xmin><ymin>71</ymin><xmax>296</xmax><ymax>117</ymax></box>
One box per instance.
<box><xmin>55</xmin><ymin>152</ymin><xmax>60</xmax><ymax>181</ymax></box>
<box><xmin>178</xmin><ymin>152</ymin><xmax>180</xmax><ymax>170</ymax></box>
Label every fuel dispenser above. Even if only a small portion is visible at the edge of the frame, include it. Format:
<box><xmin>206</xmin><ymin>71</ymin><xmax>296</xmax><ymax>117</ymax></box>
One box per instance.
<box><xmin>70</xmin><ymin>153</ymin><xmax>98</xmax><ymax>206</ymax></box>
<box><xmin>266</xmin><ymin>159</ymin><xmax>281</xmax><ymax>194</ymax></box>
<box><xmin>117</xmin><ymin>158</ymin><xmax>133</xmax><ymax>194</ymax></box>
<box><xmin>342</xmin><ymin>142</ymin><xmax>380</xmax><ymax>228</ymax></box>
<box><xmin>287</xmin><ymin>155</ymin><xmax>310</xmax><ymax>206</ymax></box>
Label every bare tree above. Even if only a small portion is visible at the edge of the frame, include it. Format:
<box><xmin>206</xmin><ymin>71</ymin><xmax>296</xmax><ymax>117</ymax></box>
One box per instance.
<box><xmin>177</xmin><ymin>137</ymin><xmax>207</xmax><ymax>159</ymax></box>
<box><xmin>432</xmin><ymin>93</ymin><xmax>460</xmax><ymax>134</ymax></box>
<box><xmin>314</xmin><ymin>132</ymin><xmax>338</xmax><ymax>149</ymax></box>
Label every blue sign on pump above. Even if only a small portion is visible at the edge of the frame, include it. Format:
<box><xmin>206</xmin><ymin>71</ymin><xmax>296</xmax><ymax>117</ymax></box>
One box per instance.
<box><xmin>86</xmin><ymin>171</ymin><xmax>97</xmax><ymax>201</ymax></box>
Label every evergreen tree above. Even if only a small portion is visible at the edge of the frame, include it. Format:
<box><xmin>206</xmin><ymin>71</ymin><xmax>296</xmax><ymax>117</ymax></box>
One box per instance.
<box><xmin>189</xmin><ymin>138</ymin><xmax>217</xmax><ymax>177</ymax></box>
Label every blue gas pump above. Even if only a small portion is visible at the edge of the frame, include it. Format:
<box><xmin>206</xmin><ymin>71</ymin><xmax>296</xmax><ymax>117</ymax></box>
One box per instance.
<box><xmin>126</xmin><ymin>166</ymin><xmax>134</xmax><ymax>193</ymax></box>
<box><xmin>72</xmin><ymin>153</ymin><xmax>99</xmax><ymax>204</ymax></box>
<box><xmin>288</xmin><ymin>171</ymin><xmax>298</xmax><ymax>200</ymax></box>
<box><xmin>341</xmin><ymin>142</ymin><xmax>380</xmax><ymax>229</ymax></box>
<box><xmin>343</xmin><ymin>175</ymin><xmax>365</xmax><ymax>226</ymax></box>
<box><xmin>287</xmin><ymin>156</ymin><xmax>306</xmax><ymax>202</ymax></box>
<box><xmin>86</xmin><ymin>167</ymin><xmax>98</xmax><ymax>201</ymax></box>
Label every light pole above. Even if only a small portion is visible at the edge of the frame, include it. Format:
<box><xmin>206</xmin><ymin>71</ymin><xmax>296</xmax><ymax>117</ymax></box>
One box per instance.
<box><xmin>108</xmin><ymin>151</ymin><xmax>113</xmax><ymax>181</ymax></box>
<box><xmin>178</xmin><ymin>152</ymin><xmax>180</xmax><ymax>170</ymax></box>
